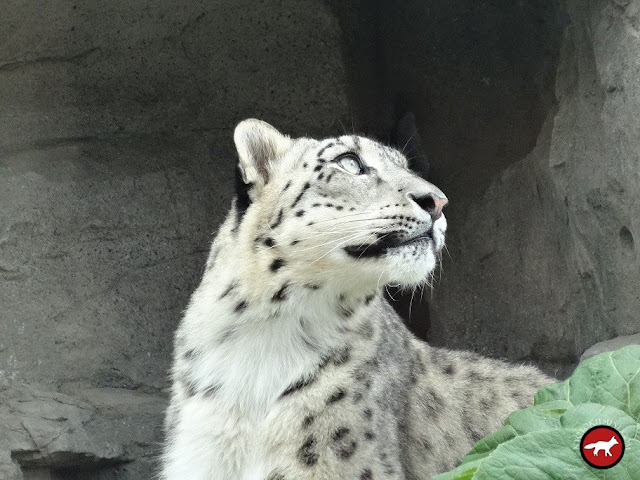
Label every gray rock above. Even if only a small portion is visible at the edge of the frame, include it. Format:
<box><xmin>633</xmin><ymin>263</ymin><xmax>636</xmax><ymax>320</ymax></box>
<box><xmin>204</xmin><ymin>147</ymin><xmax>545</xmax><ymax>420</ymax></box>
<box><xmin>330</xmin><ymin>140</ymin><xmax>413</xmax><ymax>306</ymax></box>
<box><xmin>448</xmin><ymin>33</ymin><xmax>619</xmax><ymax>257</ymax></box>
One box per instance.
<box><xmin>0</xmin><ymin>380</ymin><xmax>165</xmax><ymax>479</ymax></box>
<box><xmin>580</xmin><ymin>333</ymin><xmax>640</xmax><ymax>362</ymax></box>
<box><xmin>425</xmin><ymin>0</ymin><xmax>640</xmax><ymax>365</ymax></box>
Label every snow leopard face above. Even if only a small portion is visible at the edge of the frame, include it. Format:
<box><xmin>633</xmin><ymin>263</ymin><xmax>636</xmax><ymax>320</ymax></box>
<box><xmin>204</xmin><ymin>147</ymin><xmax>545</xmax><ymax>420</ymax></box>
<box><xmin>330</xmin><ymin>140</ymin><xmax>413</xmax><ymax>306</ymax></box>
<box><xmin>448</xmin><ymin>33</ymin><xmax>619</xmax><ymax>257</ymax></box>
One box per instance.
<box><xmin>233</xmin><ymin>119</ymin><xmax>447</xmax><ymax>292</ymax></box>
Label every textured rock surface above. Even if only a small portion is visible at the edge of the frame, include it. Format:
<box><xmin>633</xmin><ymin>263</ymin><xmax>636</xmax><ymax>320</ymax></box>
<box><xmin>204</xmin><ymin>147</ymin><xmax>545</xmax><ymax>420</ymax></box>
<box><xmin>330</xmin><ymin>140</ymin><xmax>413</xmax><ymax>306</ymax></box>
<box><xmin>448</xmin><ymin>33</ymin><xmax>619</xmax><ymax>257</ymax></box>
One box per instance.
<box><xmin>0</xmin><ymin>378</ymin><xmax>165</xmax><ymax>479</ymax></box>
<box><xmin>0</xmin><ymin>1</ymin><xmax>349</xmax><ymax>477</ymax></box>
<box><xmin>429</xmin><ymin>0</ymin><xmax>640</xmax><ymax>369</ymax></box>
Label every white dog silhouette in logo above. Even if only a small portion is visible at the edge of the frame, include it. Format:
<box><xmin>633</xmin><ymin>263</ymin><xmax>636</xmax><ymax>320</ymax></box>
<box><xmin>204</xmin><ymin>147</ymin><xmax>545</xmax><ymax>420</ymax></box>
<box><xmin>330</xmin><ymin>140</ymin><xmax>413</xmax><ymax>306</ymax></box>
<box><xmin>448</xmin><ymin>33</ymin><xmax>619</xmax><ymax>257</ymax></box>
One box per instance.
<box><xmin>583</xmin><ymin>436</ymin><xmax>619</xmax><ymax>457</ymax></box>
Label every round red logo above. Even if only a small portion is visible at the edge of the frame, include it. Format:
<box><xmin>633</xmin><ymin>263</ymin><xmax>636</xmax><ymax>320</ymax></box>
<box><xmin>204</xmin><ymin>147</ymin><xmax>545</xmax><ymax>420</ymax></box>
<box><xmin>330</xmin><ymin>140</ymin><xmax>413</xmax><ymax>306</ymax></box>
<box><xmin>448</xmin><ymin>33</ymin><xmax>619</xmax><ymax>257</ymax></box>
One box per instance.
<box><xmin>580</xmin><ymin>425</ymin><xmax>625</xmax><ymax>469</ymax></box>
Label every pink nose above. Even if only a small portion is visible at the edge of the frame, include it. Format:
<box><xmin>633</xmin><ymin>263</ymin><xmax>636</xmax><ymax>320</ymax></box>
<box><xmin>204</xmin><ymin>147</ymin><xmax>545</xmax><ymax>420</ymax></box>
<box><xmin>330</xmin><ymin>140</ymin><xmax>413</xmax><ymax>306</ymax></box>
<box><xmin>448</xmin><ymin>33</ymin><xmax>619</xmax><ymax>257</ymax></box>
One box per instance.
<box><xmin>410</xmin><ymin>193</ymin><xmax>448</xmax><ymax>221</ymax></box>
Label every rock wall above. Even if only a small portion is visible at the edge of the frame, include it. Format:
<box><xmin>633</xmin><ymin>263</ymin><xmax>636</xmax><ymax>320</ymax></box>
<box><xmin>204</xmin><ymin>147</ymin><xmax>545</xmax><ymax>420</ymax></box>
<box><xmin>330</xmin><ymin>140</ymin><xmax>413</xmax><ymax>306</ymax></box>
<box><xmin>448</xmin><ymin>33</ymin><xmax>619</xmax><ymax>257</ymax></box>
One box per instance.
<box><xmin>428</xmin><ymin>0</ymin><xmax>640</xmax><ymax>370</ymax></box>
<box><xmin>0</xmin><ymin>1</ymin><xmax>350</xmax><ymax>477</ymax></box>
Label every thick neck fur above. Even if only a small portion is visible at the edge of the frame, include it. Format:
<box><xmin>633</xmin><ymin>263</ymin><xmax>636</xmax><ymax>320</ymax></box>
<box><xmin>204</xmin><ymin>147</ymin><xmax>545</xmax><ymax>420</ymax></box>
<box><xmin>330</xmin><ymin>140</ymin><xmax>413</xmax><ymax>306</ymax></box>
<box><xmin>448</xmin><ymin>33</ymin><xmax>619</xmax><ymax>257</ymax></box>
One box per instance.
<box><xmin>174</xmin><ymin>202</ymin><xmax>380</xmax><ymax>419</ymax></box>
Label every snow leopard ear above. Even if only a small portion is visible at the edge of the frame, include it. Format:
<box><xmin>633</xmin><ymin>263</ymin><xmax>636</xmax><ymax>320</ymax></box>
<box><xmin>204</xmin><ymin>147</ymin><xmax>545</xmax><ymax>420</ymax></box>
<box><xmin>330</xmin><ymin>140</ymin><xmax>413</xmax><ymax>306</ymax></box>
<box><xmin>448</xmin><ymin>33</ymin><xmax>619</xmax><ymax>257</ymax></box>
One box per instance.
<box><xmin>233</xmin><ymin>119</ymin><xmax>293</xmax><ymax>188</ymax></box>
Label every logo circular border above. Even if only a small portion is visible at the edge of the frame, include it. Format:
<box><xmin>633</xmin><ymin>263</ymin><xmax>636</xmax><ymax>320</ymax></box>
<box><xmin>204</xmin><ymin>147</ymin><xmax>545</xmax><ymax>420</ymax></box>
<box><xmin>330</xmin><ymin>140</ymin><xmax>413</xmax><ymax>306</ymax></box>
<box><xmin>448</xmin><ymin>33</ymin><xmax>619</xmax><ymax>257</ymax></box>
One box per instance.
<box><xmin>579</xmin><ymin>425</ymin><xmax>625</xmax><ymax>470</ymax></box>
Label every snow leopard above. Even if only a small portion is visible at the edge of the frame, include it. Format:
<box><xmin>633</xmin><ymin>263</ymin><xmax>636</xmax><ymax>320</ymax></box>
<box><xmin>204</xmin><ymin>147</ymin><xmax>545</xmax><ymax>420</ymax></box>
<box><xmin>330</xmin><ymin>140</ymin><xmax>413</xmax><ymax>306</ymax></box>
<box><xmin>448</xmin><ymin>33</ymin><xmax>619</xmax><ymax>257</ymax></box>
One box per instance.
<box><xmin>161</xmin><ymin>119</ymin><xmax>552</xmax><ymax>479</ymax></box>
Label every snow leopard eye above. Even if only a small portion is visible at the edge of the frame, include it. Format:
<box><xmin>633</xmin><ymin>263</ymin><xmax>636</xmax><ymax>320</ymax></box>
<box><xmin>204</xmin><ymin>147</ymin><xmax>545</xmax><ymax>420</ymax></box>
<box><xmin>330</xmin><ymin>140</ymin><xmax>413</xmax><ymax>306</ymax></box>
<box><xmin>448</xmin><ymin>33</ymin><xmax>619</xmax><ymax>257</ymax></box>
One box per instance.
<box><xmin>335</xmin><ymin>153</ymin><xmax>364</xmax><ymax>175</ymax></box>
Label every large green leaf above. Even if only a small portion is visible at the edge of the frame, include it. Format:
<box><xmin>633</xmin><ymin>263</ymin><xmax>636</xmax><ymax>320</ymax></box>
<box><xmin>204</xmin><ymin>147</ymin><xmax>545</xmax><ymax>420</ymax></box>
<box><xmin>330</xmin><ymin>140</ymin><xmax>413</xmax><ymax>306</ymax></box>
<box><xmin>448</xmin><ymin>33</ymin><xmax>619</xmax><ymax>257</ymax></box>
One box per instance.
<box><xmin>535</xmin><ymin>345</ymin><xmax>640</xmax><ymax>420</ymax></box>
<box><xmin>433</xmin><ymin>345</ymin><xmax>640</xmax><ymax>480</ymax></box>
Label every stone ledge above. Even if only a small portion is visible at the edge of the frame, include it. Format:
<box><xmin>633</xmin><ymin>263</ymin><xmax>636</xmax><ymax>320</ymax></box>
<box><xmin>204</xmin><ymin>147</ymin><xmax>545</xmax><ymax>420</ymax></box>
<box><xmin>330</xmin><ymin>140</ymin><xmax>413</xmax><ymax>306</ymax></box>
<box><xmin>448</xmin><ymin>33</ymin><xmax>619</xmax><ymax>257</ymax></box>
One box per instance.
<box><xmin>0</xmin><ymin>380</ymin><xmax>166</xmax><ymax>480</ymax></box>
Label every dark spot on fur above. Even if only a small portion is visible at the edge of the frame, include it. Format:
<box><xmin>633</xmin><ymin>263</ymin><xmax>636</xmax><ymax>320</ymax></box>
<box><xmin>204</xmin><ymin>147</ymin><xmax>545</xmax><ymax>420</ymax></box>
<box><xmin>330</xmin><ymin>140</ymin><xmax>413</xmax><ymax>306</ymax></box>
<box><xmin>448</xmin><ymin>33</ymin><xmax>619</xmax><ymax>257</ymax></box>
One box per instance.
<box><xmin>327</xmin><ymin>388</ymin><xmax>346</xmax><ymax>404</ymax></box>
<box><xmin>469</xmin><ymin>428</ymin><xmax>482</xmax><ymax>443</ymax></box>
<box><xmin>317</xmin><ymin>143</ymin><xmax>334</xmax><ymax>157</ymax></box>
<box><xmin>363</xmin><ymin>408</ymin><xmax>373</xmax><ymax>420</ymax></box>
<box><xmin>270</xmin><ymin>209</ymin><xmax>284</xmax><ymax>229</ymax></box>
<box><xmin>302</xmin><ymin>415</ymin><xmax>315</xmax><ymax>429</ymax></box>
<box><xmin>325</xmin><ymin>172</ymin><xmax>334</xmax><ymax>182</ymax></box>
<box><xmin>364</xmin><ymin>431</ymin><xmax>375</xmax><ymax>440</ymax></box>
<box><xmin>291</xmin><ymin>182</ymin><xmax>311</xmax><ymax>208</ymax></box>
<box><xmin>338</xmin><ymin>303</ymin><xmax>354</xmax><ymax>318</ymax></box>
<box><xmin>303</xmin><ymin>162</ymin><xmax>308</xmax><ymax>168</ymax></box>
<box><xmin>291</xmin><ymin>240</ymin><xmax>300</xmax><ymax>246</ymax></box>
<box><xmin>234</xmin><ymin>300</ymin><xmax>248</xmax><ymax>312</ymax></box>
<box><xmin>364</xmin><ymin>294</ymin><xmax>375</xmax><ymax>305</ymax></box>
<box><xmin>281</xmin><ymin>375</ymin><xmax>315</xmax><ymax>398</ymax></box>
<box><xmin>183</xmin><ymin>349</ymin><xmax>196</xmax><ymax>360</ymax></box>
<box><xmin>182</xmin><ymin>379</ymin><xmax>197</xmax><ymax>397</ymax></box>
<box><xmin>283</xmin><ymin>180</ymin><xmax>292</xmax><ymax>191</ymax></box>
<box><xmin>266</xmin><ymin>471</ymin><xmax>286</xmax><ymax>480</ymax></box>
<box><xmin>218</xmin><ymin>325</ymin><xmax>237</xmax><ymax>344</ymax></box>
<box><xmin>397</xmin><ymin>418</ymin><xmax>406</xmax><ymax>431</ymax></box>
<box><xmin>263</xmin><ymin>237</ymin><xmax>275</xmax><ymax>247</ymax></box>
<box><xmin>444</xmin><ymin>364</ymin><xmax>455</xmax><ymax>375</ymax></box>
<box><xmin>332</xmin><ymin>427</ymin><xmax>349</xmax><ymax>441</ymax></box>
<box><xmin>336</xmin><ymin>205</ymin><xmax>344</xmax><ymax>211</ymax></box>
<box><xmin>468</xmin><ymin>370</ymin><xmax>492</xmax><ymax>383</ymax></box>
<box><xmin>326</xmin><ymin>202</ymin><xmax>333</xmax><ymax>208</ymax></box>
<box><xmin>305</xmin><ymin>283</ymin><xmax>321</xmax><ymax>290</ymax></box>
<box><xmin>203</xmin><ymin>384</ymin><xmax>220</xmax><ymax>398</ymax></box>
<box><xmin>270</xmin><ymin>258</ymin><xmax>286</xmax><ymax>272</ymax></box>
<box><xmin>317</xmin><ymin>172</ymin><xmax>325</xmax><ymax>180</ymax></box>
<box><xmin>312</xmin><ymin>203</ymin><xmax>321</xmax><ymax>207</ymax></box>
<box><xmin>296</xmin><ymin>210</ymin><xmax>305</xmax><ymax>217</ymax></box>
<box><xmin>353</xmin><ymin>392</ymin><xmax>363</xmax><ymax>403</ymax></box>
<box><xmin>422</xmin><ymin>438</ymin><xmax>432</xmax><ymax>451</ymax></box>
<box><xmin>318</xmin><ymin>355</ymin><xmax>331</xmax><ymax>370</ymax></box>
<box><xmin>298</xmin><ymin>435</ymin><xmax>319</xmax><ymax>466</ymax></box>
<box><xmin>350</xmin><ymin>207</ymin><xmax>356</xmax><ymax>211</ymax></box>
<box><xmin>219</xmin><ymin>282</ymin><xmax>237</xmax><ymax>300</ymax></box>
<box><xmin>365</xmin><ymin>357</ymin><xmax>380</xmax><ymax>370</ymax></box>
<box><xmin>313</xmin><ymin>165</ymin><xmax>322</xmax><ymax>172</ymax></box>
<box><xmin>332</xmin><ymin>345</ymin><xmax>351</xmax><ymax>366</ymax></box>
<box><xmin>331</xmin><ymin>427</ymin><xmax>357</xmax><ymax>460</ymax></box>
<box><xmin>360</xmin><ymin>469</ymin><xmax>372</xmax><ymax>480</ymax></box>
<box><xmin>272</xmin><ymin>283</ymin><xmax>289</xmax><ymax>302</ymax></box>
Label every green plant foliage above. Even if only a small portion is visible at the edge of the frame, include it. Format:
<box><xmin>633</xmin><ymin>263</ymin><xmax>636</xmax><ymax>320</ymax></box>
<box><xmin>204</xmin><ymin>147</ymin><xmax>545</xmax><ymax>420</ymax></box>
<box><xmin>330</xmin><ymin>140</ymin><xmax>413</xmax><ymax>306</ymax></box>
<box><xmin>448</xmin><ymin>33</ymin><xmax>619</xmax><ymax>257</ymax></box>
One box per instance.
<box><xmin>433</xmin><ymin>345</ymin><xmax>640</xmax><ymax>480</ymax></box>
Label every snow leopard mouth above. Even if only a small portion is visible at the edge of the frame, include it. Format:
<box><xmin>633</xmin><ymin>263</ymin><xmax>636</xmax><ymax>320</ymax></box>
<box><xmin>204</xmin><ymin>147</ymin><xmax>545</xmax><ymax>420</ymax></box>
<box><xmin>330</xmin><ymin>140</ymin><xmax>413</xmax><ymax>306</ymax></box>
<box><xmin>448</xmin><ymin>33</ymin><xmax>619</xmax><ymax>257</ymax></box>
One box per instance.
<box><xmin>343</xmin><ymin>229</ymin><xmax>434</xmax><ymax>259</ymax></box>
